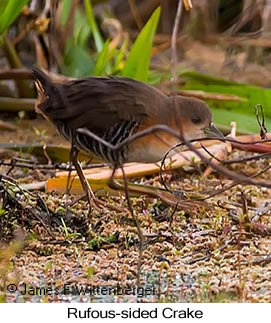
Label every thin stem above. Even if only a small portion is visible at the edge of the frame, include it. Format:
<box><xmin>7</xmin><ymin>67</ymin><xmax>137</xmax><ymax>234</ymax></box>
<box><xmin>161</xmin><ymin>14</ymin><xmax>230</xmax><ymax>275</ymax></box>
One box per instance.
<box><xmin>171</xmin><ymin>0</ymin><xmax>183</xmax><ymax>85</ymax></box>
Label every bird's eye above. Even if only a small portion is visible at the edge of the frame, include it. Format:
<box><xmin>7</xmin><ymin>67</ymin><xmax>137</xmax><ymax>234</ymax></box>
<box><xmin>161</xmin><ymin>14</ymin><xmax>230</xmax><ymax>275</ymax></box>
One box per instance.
<box><xmin>191</xmin><ymin>117</ymin><xmax>202</xmax><ymax>124</ymax></box>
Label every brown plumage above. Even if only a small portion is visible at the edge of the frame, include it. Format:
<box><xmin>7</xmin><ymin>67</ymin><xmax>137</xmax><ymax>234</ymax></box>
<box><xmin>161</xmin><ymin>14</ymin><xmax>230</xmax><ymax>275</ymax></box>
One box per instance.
<box><xmin>33</xmin><ymin>67</ymin><xmax>223</xmax><ymax>165</ymax></box>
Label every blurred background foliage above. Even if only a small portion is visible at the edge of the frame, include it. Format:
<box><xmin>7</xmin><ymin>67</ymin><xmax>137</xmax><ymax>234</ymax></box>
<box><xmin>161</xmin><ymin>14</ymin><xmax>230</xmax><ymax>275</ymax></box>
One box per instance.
<box><xmin>0</xmin><ymin>0</ymin><xmax>271</xmax><ymax>133</ymax></box>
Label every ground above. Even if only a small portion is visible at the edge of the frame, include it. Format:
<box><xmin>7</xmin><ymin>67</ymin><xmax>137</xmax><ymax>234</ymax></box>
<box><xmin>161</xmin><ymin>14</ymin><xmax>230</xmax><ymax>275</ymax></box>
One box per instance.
<box><xmin>0</xmin><ymin>119</ymin><xmax>271</xmax><ymax>303</ymax></box>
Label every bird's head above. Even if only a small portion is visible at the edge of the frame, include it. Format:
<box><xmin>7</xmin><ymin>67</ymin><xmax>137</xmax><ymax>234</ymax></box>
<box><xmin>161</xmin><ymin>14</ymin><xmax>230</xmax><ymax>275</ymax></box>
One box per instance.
<box><xmin>171</xmin><ymin>96</ymin><xmax>224</xmax><ymax>142</ymax></box>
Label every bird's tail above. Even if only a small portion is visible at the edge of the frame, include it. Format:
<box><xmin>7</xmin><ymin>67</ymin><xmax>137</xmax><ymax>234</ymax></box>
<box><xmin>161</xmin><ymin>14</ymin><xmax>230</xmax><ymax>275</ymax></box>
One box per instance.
<box><xmin>32</xmin><ymin>67</ymin><xmax>54</xmax><ymax>97</ymax></box>
<box><xmin>32</xmin><ymin>67</ymin><xmax>58</xmax><ymax>116</ymax></box>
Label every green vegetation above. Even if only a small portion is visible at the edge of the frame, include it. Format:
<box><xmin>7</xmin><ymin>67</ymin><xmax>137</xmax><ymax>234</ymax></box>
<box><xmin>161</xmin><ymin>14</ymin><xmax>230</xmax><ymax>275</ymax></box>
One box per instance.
<box><xmin>181</xmin><ymin>71</ymin><xmax>271</xmax><ymax>133</ymax></box>
<box><xmin>0</xmin><ymin>1</ymin><xmax>270</xmax><ymax>133</ymax></box>
<box><xmin>0</xmin><ymin>0</ymin><xmax>29</xmax><ymax>37</ymax></box>
<box><xmin>61</xmin><ymin>1</ymin><xmax>160</xmax><ymax>80</ymax></box>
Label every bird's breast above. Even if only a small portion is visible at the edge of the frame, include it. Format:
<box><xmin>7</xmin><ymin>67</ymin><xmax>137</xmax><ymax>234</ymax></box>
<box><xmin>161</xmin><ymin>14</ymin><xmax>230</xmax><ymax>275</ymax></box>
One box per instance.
<box><xmin>126</xmin><ymin>132</ymin><xmax>180</xmax><ymax>163</ymax></box>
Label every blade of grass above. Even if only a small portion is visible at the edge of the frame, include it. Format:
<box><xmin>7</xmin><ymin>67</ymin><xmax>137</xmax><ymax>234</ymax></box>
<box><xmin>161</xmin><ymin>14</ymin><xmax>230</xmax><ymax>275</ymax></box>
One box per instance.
<box><xmin>113</xmin><ymin>37</ymin><xmax>128</xmax><ymax>73</ymax></box>
<box><xmin>121</xmin><ymin>6</ymin><xmax>161</xmax><ymax>81</ymax></box>
<box><xmin>3</xmin><ymin>37</ymin><xmax>34</xmax><ymax>98</ymax></box>
<box><xmin>0</xmin><ymin>0</ymin><xmax>29</xmax><ymax>35</ymax></box>
<box><xmin>83</xmin><ymin>0</ymin><xmax>104</xmax><ymax>52</ymax></box>
<box><xmin>180</xmin><ymin>70</ymin><xmax>271</xmax><ymax>133</ymax></box>
<box><xmin>62</xmin><ymin>44</ymin><xmax>95</xmax><ymax>77</ymax></box>
<box><xmin>0</xmin><ymin>143</ymin><xmax>95</xmax><ymax>163</ymax></box>
<box><xmin>60</xmin><ymin>0</ymin><xmax>72</xmax><ymax>26</ymax></box>
<box><xmin>93</xmin><ymin>40</ymin><xmax>112</xmax><ymax>75</ymax></box>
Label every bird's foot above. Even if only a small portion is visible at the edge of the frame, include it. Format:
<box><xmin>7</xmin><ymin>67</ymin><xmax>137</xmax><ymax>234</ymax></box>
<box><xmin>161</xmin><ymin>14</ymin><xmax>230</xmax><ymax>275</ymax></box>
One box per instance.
<box><xmin>92</xmin><ymin>196</ymin><xmax>130</xmax><ymax>215</ymax></box>
<box><xmin>64</xmin><ymin>193</ymin><xmax>129</xmax><ymax>216</ymax></box>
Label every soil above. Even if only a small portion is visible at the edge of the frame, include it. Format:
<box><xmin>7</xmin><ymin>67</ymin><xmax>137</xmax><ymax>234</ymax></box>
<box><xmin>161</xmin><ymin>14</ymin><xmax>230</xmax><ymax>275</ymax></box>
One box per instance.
<box><xmin>1</xmin><ymin>118</ymin><xmax>271</xmax><ymax>303</ymax></box>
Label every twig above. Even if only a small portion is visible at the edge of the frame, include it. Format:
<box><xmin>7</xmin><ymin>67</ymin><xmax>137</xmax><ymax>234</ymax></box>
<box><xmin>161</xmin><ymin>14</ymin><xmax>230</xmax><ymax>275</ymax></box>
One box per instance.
<box><xmin>0</xmin><ymin>159</ymin><xmax>107</xmax><ymax>171</ymax></box>
<box><xmin>206</xmin><ymin>164</ymin><xmax>271</xmax><ymax>200</ymax></box>
<box><xmin>128</xmin><ymin>0</ymin><xmax>143</xmax><ymax>29</ymax></box>
<box><xmin>171</xmin><ymin>0</ymin><xmax>183</xmax><ymax>85</ymax></box>
<box><xmin>0</xmin><ymin>69</ymin><xmax>33</xmax><ymax>80</ymax></box>
<box><xmin>0</xmin><ymin>121</ymin><xmax>17</xmax><ymax>132</ymax></box>
<box><xmin>240</xmin><ymin>255</ymin><xmax>271</xmax><ymax>266</ymax></box>
<box><xmin>186</xmin><ymin>237</ymin><xmax>236</xmax><ymax>265</ymax></box>
<box><xmin>0</xmin><ymin>97</ymin><xmax>35</xmax><ymax>112</ymax></box>
<box><xmin>119</xmin><ymin>165</ymin><xmax>144</xmax><ymax>286</ymax></box>
<box><xmin>177</xmin><ymin>90</ymin><xmax>247</xmax><ymax>102</ymax></box>
<box><xmin>223</xmin><ymin>152</ymin><xmax>271</xmax><ymax>165</ymax></box>
<box><xmin>0</xmin><ymin>176</ymin><xmax>54</xmax><ymax>238</ymax></box>
<box><xmin>184</xmin><ymin>138</ymin><xmax>271</xmax><ymax>189</ymax></box>
<box><xmin>77</xmin><ymin>125</ymin><xmax>181</xmax><ymax>151</ymax></box>
<box><xmin>254</xmin><ymin>104</ymin><xmax>268</xmax><ymax>139</ymax></box>
<box><xmin>228</xmin><ymin>211</ymin><xmax>271</xmax><ymax>237</ymax></box>
<box><xmin>78</xmin><ymin>125</ymin><xmax>271</xmax><ymax>189</ymax></box>
<box><xmin>3</xmin><ymin>37</ymin><xmax>34</xmax><ymax>98</ymax></box>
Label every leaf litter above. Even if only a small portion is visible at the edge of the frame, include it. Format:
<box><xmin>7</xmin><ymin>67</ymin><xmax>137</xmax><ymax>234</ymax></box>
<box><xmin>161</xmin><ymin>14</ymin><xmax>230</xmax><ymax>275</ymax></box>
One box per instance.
<box><xmin>0</xmin><ymin>120</ymin><xmax>271</xmax><ymax>303</ymax></box>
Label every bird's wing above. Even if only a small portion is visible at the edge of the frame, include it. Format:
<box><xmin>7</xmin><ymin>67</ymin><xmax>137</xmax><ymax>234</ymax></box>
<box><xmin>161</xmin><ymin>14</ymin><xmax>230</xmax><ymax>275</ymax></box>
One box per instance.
<box><xmin>36</xmin><ymin>74</ymin><xmax>167</xmax><ymax>131</ymax></box>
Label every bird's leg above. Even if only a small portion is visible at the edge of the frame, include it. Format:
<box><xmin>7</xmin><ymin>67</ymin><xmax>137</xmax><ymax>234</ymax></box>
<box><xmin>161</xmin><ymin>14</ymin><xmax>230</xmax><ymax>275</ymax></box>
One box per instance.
<box><xmin>70</xmin><ymin>145</ymin><xmax>101</xmax><ymax>215</ymax></box>
<box><xmin>69</xmin><ymin>147</ymin><xmax>128</xmax><ymax>215</ymax></box>
<box><xmin>65</xmin><ymin>148</ymin><xmax>75</xmax><ymax>195</ymax></box>
<box><xmin>108</xmin><ymin>169</ymin><xmax>124</xmax><ymax>191</ymax></box>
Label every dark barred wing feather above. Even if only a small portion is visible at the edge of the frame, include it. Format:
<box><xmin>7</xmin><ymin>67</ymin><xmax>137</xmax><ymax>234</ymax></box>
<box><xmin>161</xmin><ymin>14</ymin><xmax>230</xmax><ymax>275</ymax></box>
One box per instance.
<box><xmin>33</xmin><ymin>70</ymin><xmax>167</xmax><ymax>132</ymax></box>
<box><xmin>33</xmin><ymin>68</ymin><xmax>168</xmax><ymax>162</ymax></box>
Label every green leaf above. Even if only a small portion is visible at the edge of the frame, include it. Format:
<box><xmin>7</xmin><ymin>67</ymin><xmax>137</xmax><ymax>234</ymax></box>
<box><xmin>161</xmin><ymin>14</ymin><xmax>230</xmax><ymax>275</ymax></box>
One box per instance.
<box><xmin>212</xmin><ymin>109</ymin><xmax>271</xmax><ymax>134</ymax></box>
<box><xmin>62</xmin><ymin>45</ymin><xmax>95</xmax><ymax>77</ymax></box>
<box><xmin>0</xmin><ymin>0</ymin><xmax>9</xmax><ymax>14</ymax></box>
<box><xmin>87</xmin><ymin>266</ymin><xmax>95</xmax><ymax>277</ymax></box>
<box><xmin>0</xmin><ymin>143</ymin><xmax>92</xmax><ymax>163</ymax></box>
<box><xmin>180</xmin><ymin>71</ymin><xmax>271</xmax><ymax>133</ymax></box>
<box><xmin>73</xmin><ymin>9</ymin><xmax>91</xmax><ymax>48</ymax></box>
<box><xmin>83</xmin><ymin>0</ymin><xmax>104</xmax><ymax>52</ymax></box>
<box><xmin>148</xmin><ymin>69</ymin><xmax>163</xmax><ymax>85</ymax></box>
<box><xmin>121</xmin><ymin>6</ymin><xmax>161</xmax><ymax>82</ymax></box>
<box><xmin>0</xmin><ymin>0</ymin><xmax>29</xmax><ymax>35</ymax></box>
<box><xmin>93</xmin><ymin>39</ymin><xmax>110</xmax><ymax>75</ymax></box>
<box><xmin>60</xmin><ymin>0</ymin><xmax>72</xmax><ymax>26</ymax></box>
<box><xmin>113</xmin><ymin>38</ymin><xmax>128</xmax><ymax>73</ymax></box>
<box><xmin>93</xmin><ymin>39</ymin><xmax>119</xmax><ymax>75</ymax></box>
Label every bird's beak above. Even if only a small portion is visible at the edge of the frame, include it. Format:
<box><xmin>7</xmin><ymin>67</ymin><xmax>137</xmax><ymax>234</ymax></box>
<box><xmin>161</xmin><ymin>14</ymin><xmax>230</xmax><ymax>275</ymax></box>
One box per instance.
<box><xmin>203</xmin><ymin>122</ymin><xmax>224</xmax><ymax>139</ymax></box>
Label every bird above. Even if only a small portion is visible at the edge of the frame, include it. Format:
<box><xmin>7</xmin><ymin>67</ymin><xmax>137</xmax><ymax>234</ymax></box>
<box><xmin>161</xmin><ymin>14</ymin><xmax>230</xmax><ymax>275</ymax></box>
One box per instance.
<box><xmin>32</xmin><ymin>67</ymin><xmax>223</xmax><ymax>210</ymax></box>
